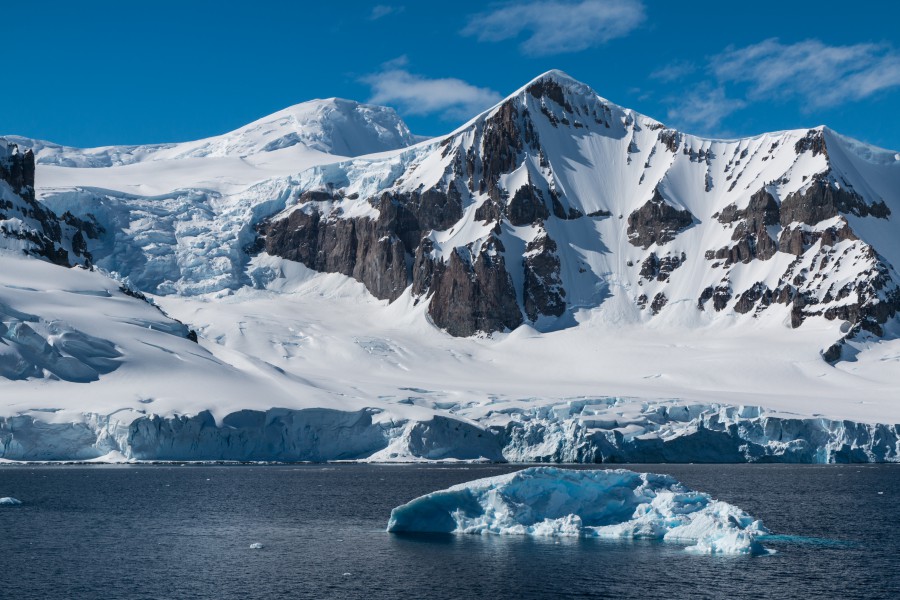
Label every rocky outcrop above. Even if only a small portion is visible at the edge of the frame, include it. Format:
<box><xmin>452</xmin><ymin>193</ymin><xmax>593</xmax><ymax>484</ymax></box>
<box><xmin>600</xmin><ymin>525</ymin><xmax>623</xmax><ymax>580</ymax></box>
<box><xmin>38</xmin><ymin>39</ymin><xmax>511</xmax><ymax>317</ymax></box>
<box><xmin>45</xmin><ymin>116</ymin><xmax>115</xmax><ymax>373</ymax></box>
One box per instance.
<box><xmin>523</xmin><ymin>231</ymin><xmax>566</xmax><ymax>321</ymax></box>
<box><xmin>794</xmin><ymin>129</ymin><xmax>828</xmax><ymax>157</ymax></box>
<box><xmin>780</xmin><ymin>174</ymin><xmax>889</xmax><ymax>225</ymax></box>
<box><xmin>698</xmin><ymin>284</ymin><xmax>732</xmax><ymax>312</ymax></box>
<box><xmin>427</xmin><ymin>235</ymin><xmax>523</xmax><ymax>337</ymax></box>
<box><xmin>639</xmin><ymin>252</ymin><xmax>686</xmax><ymax>283</ymax></box>
<box><xmin>650</xmin><ymin>292</ymin><xmax>668</xmax><ymax>315</ymax></box>
<box><xmin>0</xmin><ymin>140</ymin><xmax>100</xmax><ymax>267</ymax></box>
<box><xmin>506</xmin><ymin>183</ymin><xmax>550</xmax><ymax>226</ymax></box>
<box><xmin>627</xmin><ymin>189</ymin><xmax>694</xmax><ymax>248</ymax></box>
<box><xmin>733</xmin><ymin>282</ymin><xmax>772</xmax><ymax>315</ymax></box>
<box><xmin>260</xmin><ymin>187</ymin><xmax>464</xmax><ymax>302</ymax></box>
<box><xmin>710</xmin><ymin>189</ymin><xmax>780</xmax><ymax>265</ymax></box>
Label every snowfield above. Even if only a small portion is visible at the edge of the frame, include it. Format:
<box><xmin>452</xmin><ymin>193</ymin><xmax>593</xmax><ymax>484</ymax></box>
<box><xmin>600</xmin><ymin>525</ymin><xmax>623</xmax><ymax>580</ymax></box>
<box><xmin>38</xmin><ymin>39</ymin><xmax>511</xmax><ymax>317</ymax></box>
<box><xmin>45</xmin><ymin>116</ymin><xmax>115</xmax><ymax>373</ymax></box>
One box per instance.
<box><xmin>2</xmin><ymin>73</ymin><xmax>900</xmax><ymax>462</ymax></box>
<box><xmin>387</xmin><ymin>467</ymin><xmax>770</xmax><ymax>555</ymax></box>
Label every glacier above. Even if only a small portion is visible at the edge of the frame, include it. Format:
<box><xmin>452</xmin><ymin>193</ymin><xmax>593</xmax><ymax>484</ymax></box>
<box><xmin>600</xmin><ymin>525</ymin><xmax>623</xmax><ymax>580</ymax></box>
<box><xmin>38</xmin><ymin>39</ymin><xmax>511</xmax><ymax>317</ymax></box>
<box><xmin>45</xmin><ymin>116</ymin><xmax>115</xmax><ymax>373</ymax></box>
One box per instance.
<box><xmin>386</xmin><ymin>467</ymin><xmax>770</xmax><ymax>555</ymax></box>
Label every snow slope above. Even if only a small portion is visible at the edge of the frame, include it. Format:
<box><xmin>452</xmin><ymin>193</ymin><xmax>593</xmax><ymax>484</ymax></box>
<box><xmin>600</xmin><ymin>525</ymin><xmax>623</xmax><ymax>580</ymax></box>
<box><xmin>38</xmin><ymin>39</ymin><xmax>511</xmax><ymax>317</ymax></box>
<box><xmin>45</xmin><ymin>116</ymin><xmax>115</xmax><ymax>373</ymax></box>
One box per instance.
<box><xmin>1</xmin><ymin>74</ymin><xmax>900</xmax><ymax>462</ymax></box>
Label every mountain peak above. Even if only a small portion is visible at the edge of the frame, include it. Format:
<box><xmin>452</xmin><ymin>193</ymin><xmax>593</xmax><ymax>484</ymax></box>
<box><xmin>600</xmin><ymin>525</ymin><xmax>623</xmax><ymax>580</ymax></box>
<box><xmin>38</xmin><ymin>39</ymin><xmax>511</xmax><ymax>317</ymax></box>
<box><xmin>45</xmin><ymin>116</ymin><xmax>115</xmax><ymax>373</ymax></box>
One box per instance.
<box><xmin>216</xmin><ymin>97</ymin><xmax>414</xmax><ymax>157</ymax></box>
<box><xmin>529</xmin><ymin>69</ymin><xmax>580</xmax><ymax>86</ymax></box>
<box><xmin>517</xmin><ymin>69</ymin><xmax>597</xmax><ymax>103</ymax></box>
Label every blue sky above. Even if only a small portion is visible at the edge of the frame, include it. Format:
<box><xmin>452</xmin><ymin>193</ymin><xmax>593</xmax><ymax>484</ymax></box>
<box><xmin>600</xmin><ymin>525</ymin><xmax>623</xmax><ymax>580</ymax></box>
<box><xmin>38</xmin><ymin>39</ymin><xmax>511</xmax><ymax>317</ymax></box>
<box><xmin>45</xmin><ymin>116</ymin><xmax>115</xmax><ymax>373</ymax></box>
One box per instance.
<box><xmin>3</xmin><ymin>1</ymin><xmax>900</xmax><ymax>149</ymax></box>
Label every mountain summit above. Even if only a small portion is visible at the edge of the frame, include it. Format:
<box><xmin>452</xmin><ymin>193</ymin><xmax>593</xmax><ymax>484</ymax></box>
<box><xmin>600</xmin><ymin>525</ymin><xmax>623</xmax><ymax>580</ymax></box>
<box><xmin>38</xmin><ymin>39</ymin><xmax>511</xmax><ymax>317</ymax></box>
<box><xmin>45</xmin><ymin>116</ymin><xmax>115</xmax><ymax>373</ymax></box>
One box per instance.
<box><xmin>9</xmin><ymin>98</ymin><xmax>414</xmax><ymax>168</ymax></box>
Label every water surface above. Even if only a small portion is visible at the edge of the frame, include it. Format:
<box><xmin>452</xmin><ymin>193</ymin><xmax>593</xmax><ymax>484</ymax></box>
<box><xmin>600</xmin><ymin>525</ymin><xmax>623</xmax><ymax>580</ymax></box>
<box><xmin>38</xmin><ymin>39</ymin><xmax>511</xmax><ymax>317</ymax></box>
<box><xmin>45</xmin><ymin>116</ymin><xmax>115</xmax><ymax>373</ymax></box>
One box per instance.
<box><xmin>0</xmin><ymin>464</ymin><xmax>897</xmax><ymax>599</ymax></box>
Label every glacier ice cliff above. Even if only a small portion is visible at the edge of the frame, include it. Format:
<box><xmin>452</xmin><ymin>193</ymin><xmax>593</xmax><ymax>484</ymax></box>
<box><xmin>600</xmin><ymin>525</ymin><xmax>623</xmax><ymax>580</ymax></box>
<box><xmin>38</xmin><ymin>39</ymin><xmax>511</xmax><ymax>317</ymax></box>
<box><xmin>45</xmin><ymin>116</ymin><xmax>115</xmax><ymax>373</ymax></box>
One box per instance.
<box><xmin>0</xmin><ymin>400</ymin><xmax>897</xmax><ymax>463</ymax></box>
<box><xmin>386</xmin><ymin>466</ymin><xmax>770</xmax><ymax>555</ymax></box>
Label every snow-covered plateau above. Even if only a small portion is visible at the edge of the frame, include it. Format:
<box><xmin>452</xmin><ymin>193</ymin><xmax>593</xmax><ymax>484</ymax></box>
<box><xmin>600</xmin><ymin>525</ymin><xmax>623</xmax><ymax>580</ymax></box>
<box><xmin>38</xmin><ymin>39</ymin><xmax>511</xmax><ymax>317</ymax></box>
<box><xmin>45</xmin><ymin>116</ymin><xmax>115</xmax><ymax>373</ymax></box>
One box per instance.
<box><xmin>2</xmin><ymin>72</ymin><xmax>900</xmax><ymax>463</ymax></box>
<box><xmin>387</xmin><ymin>467</ymin><xmax>770</xmax><ymax>555</ymax></box>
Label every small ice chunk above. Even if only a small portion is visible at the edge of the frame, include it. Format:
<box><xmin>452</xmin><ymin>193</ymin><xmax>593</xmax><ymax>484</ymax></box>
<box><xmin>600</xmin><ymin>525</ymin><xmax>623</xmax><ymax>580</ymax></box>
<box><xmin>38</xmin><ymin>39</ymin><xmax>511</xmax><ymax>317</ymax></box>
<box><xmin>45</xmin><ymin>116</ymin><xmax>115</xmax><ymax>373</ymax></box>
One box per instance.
<box><xmin>387</xmin><ymin>467</ymin><xmax>770</xmax><ymax>555</ymax></box>
<box><xmin>249</xmin><ymin>543</ymin><xmax>264</xmax><ymax>549</ymax></box>
<box><xmin>0</xmin><ymin>497</ymin><xmax>22</xmax><ymax>505</ymax></box>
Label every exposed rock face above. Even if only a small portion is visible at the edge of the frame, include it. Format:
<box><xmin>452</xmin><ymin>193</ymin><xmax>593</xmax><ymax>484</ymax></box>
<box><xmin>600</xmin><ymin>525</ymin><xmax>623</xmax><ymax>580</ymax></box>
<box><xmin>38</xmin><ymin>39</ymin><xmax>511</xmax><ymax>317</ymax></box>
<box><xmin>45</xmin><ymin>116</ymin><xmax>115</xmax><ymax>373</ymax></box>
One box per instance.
<box><xmin>523</xmin><ymin>232</ymin><xmax>566</xmax><ymax>321</ymax></box>
<box><xmin>711</xmin><ymin>189</ymin><xmax>780</xmax><ymax>265</ymax></box>
<box><xmin>639</xmin><ymin>252</ymin><xmax>686</xmax><ymax>283</ymax></box>
<box><xmin>794</xmin><ymin>129</ymin><xmax>828</xmax><ymax>157</ymax></box>
<box><xmin>261</xmin><ymin>206</ymin><xmax>408</xmax><ymax>301</ymax></box>
<box><xmin>0</xmin><ymin>140</ymin><xmax>100</xmax><ymax>266</ymax></box>
<box><xmin>261</xmin><ymin>188</ymin><xmax>464</xmax><ymax>302</ymax></box>
<box><xmin>507</xmin><ymin>183</ymin><xmax>549</xmax><ymax>226</ymax></box>
<box><xmin>479</xmin><ymin>102</ymin><xmax>531</xmax><ymax>199</ymax></box>
<box><xmin>627</xmin><ymin>189</ymin><xmax>694</xmax><ymax>249</ymax></box>
<box><xmin>734</xmin><ymin>282</ymin><xmax>772</xmax><ymax>315</ymax></box>
<box><xmin>779</xmin><ymin>174</ymin><xmax>889</xmax><ymax>225</ymax></box>
<box><xmin>427</xmin><ymin>236</ymin><xmax>522</xmax><ymax>337</ymax></box>
<box><xmin>698</xmin><ymin>284</ymin><xmax>733</xmax><ymax>312</ymax></box>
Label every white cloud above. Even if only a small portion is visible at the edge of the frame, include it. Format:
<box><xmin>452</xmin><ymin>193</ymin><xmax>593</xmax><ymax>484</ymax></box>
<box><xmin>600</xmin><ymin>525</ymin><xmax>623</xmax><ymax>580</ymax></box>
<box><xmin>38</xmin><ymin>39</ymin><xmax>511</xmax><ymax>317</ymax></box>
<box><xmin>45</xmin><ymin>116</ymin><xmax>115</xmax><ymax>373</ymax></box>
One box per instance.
<box><xmin>461</xmin><ymin>0</ymin><xmax>645</xmax><ymax>56</ymax></box>
<box><xmin>656</xmin><ymin>38</ymin><xmax>900</xmax><ymax>134</ymax></box>
<box><xmin>361</xmin><ymin>64</ymin><xmax>503</xmax><ymax>119</ymax></box>
<box><xmin>712</xmin><ymin>38</ymin><xmax>900</xmax><ymax>109</ymax></box>
<box><xmin>369</xmin><ymin>5</ymin><xmax>403</xmax><ymax>20</ymax></box>
<box><xmin>650</xmin><ymin>60</ymin><xmax>697</xmax><ymax>83</ymax></box>
<box><xmin>664</xmin><ymin>85</ymin><xmax>747</xmax><ymax>131</ymax></box>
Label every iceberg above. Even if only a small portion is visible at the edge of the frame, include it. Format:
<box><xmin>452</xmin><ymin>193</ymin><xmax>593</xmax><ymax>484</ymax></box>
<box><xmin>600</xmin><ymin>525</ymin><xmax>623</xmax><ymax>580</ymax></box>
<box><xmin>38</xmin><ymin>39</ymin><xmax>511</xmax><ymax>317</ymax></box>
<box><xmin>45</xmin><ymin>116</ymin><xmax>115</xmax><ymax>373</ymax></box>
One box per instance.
<box><xmin>0</xmin><ymin>497</ymin><xmax>22</xmax><ymax>505</ymax></box>
<box><xmin>387</xmin><ymin>467</ymin><xmax>770</xmax><ymax>555</ymax></box>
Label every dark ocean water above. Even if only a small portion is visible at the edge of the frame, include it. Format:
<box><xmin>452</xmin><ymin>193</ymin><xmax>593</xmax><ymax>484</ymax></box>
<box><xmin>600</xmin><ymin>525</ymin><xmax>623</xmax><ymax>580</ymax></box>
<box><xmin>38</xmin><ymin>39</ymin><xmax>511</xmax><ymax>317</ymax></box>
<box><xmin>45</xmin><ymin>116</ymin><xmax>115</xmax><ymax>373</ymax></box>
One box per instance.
<box><xmin>0</xmin><ymin>464</ymin><xmax>897</xmax><ymax>600</ymax></box>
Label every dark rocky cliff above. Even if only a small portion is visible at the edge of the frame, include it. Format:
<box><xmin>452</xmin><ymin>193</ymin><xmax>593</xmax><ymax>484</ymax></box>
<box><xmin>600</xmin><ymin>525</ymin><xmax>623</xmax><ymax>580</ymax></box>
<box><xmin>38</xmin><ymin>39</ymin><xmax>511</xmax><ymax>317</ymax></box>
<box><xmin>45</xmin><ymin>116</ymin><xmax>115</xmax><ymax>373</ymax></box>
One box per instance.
<box><xmin>0</xmin><ymin>141</ymin><xmax>101</xmax><ymax>266</ymax></box>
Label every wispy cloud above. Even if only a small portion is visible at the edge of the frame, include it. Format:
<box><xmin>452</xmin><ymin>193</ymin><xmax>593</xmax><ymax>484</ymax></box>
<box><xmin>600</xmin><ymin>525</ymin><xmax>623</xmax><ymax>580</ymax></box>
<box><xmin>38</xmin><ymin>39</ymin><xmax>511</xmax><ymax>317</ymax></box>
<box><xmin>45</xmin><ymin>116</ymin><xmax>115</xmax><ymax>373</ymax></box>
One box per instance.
<box><xmin>712</xmin><ymin>38</ymin><xmax>900</xmax><ymax>108</ymax></box>
<box><xmin>361</xmin><ymin>59</ymin><xmax>502</xmax><ymax>119</ymax></box>
<box><xmin>368</xmin><ymin>5</ymin><xmax>404</xmax><ymax>20</ymax></box>
<box><xmin>657</xmin><ymin>38</ymin><xmax>900</xmax><ymax>132</ymax></box>
<box><xmin>664</xmin><ymin>85</ymin><xmax>747</xmax><ymax>131</ymax></box>
<box><xmin>461</xmin><ymin>0</ymin><xmax>645</xmax><ymax>56</ymax></box>
<box><xmin>650</xmin><ymin>60</ymin><xmax>696</xmax><ymax>83</ymax></box>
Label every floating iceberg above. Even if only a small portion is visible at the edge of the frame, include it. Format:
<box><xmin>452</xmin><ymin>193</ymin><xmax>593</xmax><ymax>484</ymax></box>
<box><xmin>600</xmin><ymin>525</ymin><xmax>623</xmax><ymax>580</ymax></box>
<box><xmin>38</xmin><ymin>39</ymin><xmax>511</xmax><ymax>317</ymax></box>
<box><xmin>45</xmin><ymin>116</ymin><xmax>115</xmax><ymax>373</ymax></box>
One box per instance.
<box><xmin>249</xmin><ymin>543</ymin><xmax>264</xmax><ymax>549</ymax></box>
<box><xmin>387</xmin><ymin>467</ymin><xmax>770</xmax><ymax>555</ymax></box>
<box><xmin>0</xmin><ymin>497</ymin><xmax>22</xmax><ymax>506</ymax></box>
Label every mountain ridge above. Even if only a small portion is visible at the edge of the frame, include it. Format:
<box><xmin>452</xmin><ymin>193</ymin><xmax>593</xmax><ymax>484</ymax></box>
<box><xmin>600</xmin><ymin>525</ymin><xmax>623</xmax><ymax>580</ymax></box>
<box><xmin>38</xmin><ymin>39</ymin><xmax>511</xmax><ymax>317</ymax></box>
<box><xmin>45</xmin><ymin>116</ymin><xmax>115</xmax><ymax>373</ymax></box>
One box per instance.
<box><xmin>256</xmin><ymin>71</ymin><xmax>900</xmax><ymax>357</ymax></box>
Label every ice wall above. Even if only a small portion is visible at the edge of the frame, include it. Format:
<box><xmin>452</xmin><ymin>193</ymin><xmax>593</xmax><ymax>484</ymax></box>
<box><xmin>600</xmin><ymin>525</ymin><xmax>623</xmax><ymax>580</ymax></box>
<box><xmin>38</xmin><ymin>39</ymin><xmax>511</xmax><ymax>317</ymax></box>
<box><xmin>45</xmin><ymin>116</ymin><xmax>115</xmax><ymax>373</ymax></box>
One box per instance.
<box><xmin>0</xmin><ymin>402</ymin><xmax>897</xmax><ymax>462</ymax></box>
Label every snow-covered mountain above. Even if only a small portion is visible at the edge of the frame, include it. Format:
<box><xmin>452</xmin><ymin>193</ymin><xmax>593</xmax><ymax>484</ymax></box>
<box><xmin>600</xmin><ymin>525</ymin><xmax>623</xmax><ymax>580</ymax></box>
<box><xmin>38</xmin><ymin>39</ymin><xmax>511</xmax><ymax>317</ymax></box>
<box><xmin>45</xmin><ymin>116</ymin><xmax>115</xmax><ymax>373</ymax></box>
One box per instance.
<box><xmin>9</xmin><ymin>97</ymin><xmax>414</xmax><ymax>167</ymax></box>
<box><xmin>259</xmin><ymin>71</ymin><xmax>900</xmax><ymax>359</ymax></box>
<box><xmin>3</xmin><ymin>73</ymin><xmax>900</xmax><ymax>463</ymax></box>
